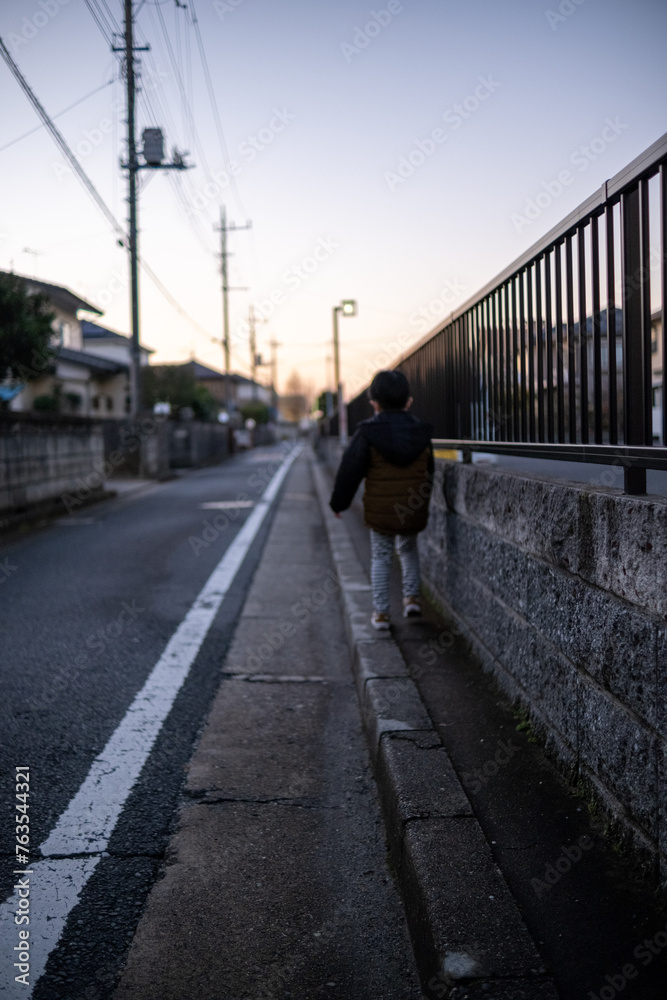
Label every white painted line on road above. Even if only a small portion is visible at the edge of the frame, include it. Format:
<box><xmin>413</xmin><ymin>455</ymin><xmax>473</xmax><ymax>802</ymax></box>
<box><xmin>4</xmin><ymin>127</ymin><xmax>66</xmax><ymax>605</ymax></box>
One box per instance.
<box><xmin>0</xmin><ymin>445</ymin><xmax>302</xmax><ymax>998</ymax></box>
<box><xmin>199</xmin><ymin>500</ymin><xmax>256</xmax><ymax>509</ymax></box>
<box><xmin>0</xmin><ymin>859</ymin><xmax>100</xmax><ymax>999</ymax></box>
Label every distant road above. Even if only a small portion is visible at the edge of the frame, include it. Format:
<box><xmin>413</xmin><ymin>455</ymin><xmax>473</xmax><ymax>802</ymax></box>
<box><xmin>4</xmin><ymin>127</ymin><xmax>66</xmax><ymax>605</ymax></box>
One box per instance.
<box><xmin>472</xmin><ymin>453</ymin><xmax>667</xmax><ymax>497</ymax></box>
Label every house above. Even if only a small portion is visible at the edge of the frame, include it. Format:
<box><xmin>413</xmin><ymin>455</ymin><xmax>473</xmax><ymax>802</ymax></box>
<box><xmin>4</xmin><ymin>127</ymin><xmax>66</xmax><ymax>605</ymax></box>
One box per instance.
<box><xmin>82</xmin><ymin>320</ymin><xmax>153</xmax><ymax>416</ymax></box>
<box><xmin>155</xmin><ymin>360</ymin><xmax>273</xmax><ymax>410</ymax></box>
<box><xmin>2</xmin><ymin>272</ymin><xmax>151</xmax><ymax>418</ymax></box>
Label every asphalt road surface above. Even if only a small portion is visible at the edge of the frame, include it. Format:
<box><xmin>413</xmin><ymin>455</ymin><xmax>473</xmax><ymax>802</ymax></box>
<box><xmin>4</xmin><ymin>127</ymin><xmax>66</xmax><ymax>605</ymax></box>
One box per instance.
<box><xmin>472</xmin><ymin>453</ymin><xmax>667</xmax><ymax>496</ymax></box>
<box><xmin>0</xmin><ymin>444</ymin><xmax>318</xmax><ymax>999</ymax></box>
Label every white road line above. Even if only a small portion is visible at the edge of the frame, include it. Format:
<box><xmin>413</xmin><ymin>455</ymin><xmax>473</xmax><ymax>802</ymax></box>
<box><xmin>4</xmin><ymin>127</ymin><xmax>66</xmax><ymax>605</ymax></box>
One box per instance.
<box><xmin>199</xmin><ymin>500</ymin><xmax>255</xmax><ymax>509</ymax></box>
<box><xmin>0</xmin><ymin>446</ymin><xmax>301</xmax><ymax>998</ymax></box>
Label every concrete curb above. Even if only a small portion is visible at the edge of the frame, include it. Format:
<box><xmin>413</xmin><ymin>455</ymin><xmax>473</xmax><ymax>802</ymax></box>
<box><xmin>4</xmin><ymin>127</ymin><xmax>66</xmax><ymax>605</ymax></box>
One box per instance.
<box><xmin>311</xmin><ymin>456</ymin><xmax>559</xmax><ymax>999</ymax></box>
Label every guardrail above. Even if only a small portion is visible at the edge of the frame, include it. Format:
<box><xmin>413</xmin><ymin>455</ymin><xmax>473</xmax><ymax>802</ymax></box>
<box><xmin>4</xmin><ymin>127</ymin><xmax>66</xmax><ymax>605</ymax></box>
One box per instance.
<box><xmin>347</xmin><ymin>133</ymin><xmax>667</xmax><ymax>494</ymax></box>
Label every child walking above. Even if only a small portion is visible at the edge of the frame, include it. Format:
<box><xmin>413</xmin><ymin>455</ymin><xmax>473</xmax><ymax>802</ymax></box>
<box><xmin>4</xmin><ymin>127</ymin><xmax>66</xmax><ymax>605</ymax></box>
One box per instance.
<box><xmin>329</xmin><ymin>370</ymin><xmax>434</xmax><ymax>630</ymax></box>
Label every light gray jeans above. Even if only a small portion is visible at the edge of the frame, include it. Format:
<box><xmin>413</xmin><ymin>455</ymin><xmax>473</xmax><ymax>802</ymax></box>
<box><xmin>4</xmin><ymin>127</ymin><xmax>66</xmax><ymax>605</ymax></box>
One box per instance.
<box><xmin>369</xmin><ymin>530</ymin><xmax>420</xmax><ymax>614</ymax></box>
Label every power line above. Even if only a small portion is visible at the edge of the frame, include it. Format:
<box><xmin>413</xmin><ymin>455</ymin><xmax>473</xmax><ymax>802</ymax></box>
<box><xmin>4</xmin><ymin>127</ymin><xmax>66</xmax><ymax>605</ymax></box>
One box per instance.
<box><xmin>137</xmin><ymin>2</ymin><xmax>250</xmax><ymax>273</ymax></box>
<box><xmin>138</xmin><ymin>3</ymin><xmax>251</xmax><ymax>317</ymax></box>
<box><xmin>151</xmin><ymin>0</ymin><xmax>214</xmax><ymax>178</ymax></box>
<box><xmin>139</xmin><ymin>258</ymin><xmax>213</xmax><ymax>339</ymax></box>
<box><xmin>0</xmin><ymin>33</ymin><xmax>218</xmax><ymax>352</ymax></box>
<box><xmin>0</xmin><ymin>79</ymin><xmax>113</xmax><ymax>154</ymax></box>
<box><xmin>137</xmin><ymin>80</ymin><xmax>216</xmax><ymax>254</ymax></box>
<box><xmin>82</xmin><ymin>0</ymin><xmax>114</xmax><ymax>45</ymax></box>
<box><xmin>187</xmin><ymin>1</ymin><xmax>230</xmax><ymax>168</ymax></box>
<box><xmin>4</xmin><ymin>8</ymin><xmax>244</xmax><ymax>370</ymax></box>
<box><xmin>0</xmin><ymin>35</ymin><xmax>125</xmax><ymax>240</ymax></box>
<box><xmin>188</xmin><ymin>0</ymin><xmax>247</xmax><ymax>220</ymax></box>
<box><xmin>97</xmin><ymin>0</ymin><xmax>122</xmax><ymax>33</ymax></box>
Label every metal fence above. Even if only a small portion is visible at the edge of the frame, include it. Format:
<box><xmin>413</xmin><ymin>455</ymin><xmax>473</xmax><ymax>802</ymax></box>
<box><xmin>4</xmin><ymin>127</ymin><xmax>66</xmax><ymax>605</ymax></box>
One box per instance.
<box><xmin>347</xmin><ymin>133</ymin><xmax>667</xmax><ymax>494</ymax></box>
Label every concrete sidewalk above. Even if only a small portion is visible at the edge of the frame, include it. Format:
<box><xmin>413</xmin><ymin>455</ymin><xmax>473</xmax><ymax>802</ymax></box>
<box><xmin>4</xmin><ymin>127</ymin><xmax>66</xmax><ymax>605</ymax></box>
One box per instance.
<box><xmin>113</xmin><ymin>452</ymin><xmax>422</xmax><ymax>1000</ymax></box>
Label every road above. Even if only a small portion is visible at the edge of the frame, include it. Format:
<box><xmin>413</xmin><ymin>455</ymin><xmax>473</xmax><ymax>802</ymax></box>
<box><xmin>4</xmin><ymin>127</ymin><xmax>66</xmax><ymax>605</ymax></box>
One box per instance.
<box><xmin>472</xmin><ymin>453</ymin><xmax>667</xmax><ymax>496</ymax></box>
<box><xmin>0</xmin><ymin>445</ymin><xmax>318</xmax><ymax>998</ymax></box>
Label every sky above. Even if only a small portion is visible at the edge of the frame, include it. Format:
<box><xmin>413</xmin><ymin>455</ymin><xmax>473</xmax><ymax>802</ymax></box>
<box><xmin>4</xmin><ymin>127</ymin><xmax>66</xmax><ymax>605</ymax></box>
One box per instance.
<box><xmin>0</xmin><ymin>0</ymin><xmax>666</xmax><ymax>397</ymax></box>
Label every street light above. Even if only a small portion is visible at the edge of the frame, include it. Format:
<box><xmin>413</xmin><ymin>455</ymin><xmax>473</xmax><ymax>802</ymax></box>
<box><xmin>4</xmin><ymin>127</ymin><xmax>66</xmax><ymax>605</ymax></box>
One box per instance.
<box><xmin>332</xmin><ymin>298</ymin><xmax>357</xmax><ymax>445</ymax></box>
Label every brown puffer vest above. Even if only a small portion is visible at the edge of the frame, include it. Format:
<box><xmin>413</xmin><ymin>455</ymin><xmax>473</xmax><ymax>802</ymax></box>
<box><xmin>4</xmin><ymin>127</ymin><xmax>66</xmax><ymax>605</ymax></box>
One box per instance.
<box><xmin>363</xmin><ymin>444</ymin><xmax>432</xmax><ymax>535</ymax></box>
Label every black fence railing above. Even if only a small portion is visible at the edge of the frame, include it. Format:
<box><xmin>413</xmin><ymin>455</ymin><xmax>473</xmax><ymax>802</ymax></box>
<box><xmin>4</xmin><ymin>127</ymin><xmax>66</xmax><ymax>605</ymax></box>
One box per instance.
<box><xmin>347</xmin><ymin>133</ymin><xmax>667</xmax><ymax>494</ymax></box>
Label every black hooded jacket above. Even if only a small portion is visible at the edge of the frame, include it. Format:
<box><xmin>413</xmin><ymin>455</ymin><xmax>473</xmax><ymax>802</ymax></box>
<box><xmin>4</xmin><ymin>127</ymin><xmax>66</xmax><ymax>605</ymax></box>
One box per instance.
<box><xmin>329</xmin><ymin>410</ymin><xmax>434</xmax><ymax>535</ymax></box>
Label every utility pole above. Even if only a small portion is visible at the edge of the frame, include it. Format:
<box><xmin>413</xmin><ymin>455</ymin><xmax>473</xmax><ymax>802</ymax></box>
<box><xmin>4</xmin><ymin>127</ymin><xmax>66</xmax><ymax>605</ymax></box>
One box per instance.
<box><xmin>331</xmin><ymin>299</ymin><xmax>357</xmax><ymax>445</ymax></box>
<box><xmin>249</xmin><ymin>304</ymin><xmax>257</xmax><ymax>398</ymax></box>
<box><xmin>325</xmin><ymin>354</ymin><xmax>334</xmax><ymax>417</ymax></box>
<box><xmin>125</xmin><ymin>0</ymin><xmax>141</xmax><ymax>418</ymax></box>
<box><xmin>216</xmin><ymin>206</ymin><xmax>251</xmax><ymax>409</ymax></box>
<box><xmin>116</xmin><ymin>2</ymin><xmax>186</xmax><ymax>416</ymax></box>
<box><xmin>269</xmin><ymin>338</ymin><xmax>281</xmax><ymax>410</ymax></box>
<box><xmin>219</xmin><ymin>205</ymin><xmax>230</xmax><ymax>380</ymax></box>
<box><xmin>248</xmin><ymin>304</ymin><xmax>269</xmax><ymax>400</ymax></box>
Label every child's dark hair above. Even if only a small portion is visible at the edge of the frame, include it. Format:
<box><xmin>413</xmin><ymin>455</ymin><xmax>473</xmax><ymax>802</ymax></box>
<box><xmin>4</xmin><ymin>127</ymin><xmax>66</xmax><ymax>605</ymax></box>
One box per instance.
<box><xmin>368</xmin><ymin>369</ymin><xmax>410</xmax><ymax>410</ymax></box>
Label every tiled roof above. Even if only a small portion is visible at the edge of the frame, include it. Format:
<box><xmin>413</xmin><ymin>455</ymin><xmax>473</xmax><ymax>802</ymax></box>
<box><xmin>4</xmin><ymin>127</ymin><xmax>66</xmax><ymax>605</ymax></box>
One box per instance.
<box><xmin>82</xmin><ymin>320</ymin><xmax>154</xmax><ymax>352</ymax></box>
<box><xmin>58</xmin><ymin>347</ymin><xmax>127</xmax><ymax>375</ymax></box>
<box><xmin>0</xmin><ymin>271</ymin><xmax>102</xmax><ymax>316</ymax></box>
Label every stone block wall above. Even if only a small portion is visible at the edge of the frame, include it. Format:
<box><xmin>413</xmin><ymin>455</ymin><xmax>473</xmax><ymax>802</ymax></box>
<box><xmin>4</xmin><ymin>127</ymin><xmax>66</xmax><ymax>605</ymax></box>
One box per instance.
<box><xmin>167</xmin><ymin>421</ymin><xmax>228</xmax><ymax>469</ymax></box>
<box><xmin>420</xmin><ymin>460</ymin><xmax>666</xmax><ymax>880</ymax></box>
<box><xmin>0</xmin><ymin>414</ymin><xmax>105</xmax><ymax>513</ymax></box>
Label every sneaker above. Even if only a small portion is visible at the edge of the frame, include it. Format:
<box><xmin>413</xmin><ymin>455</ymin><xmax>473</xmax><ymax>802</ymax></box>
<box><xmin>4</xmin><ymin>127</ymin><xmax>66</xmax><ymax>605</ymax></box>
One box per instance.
<box><xmin>403</xmin><ymin>596</ymin><xmax>422</xmax><ymax>618</ymax></box>
<box><xmin>371</xmin><ymin>611</ymin><xmax>391</xmax><ymax>631</ymax></box>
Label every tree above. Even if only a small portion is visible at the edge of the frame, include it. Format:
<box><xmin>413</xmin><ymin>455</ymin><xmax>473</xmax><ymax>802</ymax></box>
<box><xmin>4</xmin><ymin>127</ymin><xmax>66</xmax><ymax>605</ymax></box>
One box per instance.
<box><xmin>141</xmin><ymin>364</ymin><xmax>217</xmax><ymax>420</ymax></box>
<box><xmin>0</xmin><ymin>272</ymin><xmax>56</xmax><ymax>385</ymax></box>
<box><xmin>142</xmin><ymin>364</ymin><xmax>196</xmax><ymax>410</ymax></box>
<box><xmin>281</xmin><ymin>370</ymin><xmax>313</xmax><ymax>422</ymax></box>
<box><xmin>240</xmin><ymin>401</ymin><xmax>270</xmax><ymax>425</ymax></box>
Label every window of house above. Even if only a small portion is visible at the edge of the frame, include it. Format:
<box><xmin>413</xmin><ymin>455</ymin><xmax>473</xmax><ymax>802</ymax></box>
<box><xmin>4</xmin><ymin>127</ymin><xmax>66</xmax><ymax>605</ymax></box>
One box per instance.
<box><xmin>106</xmin><ymin>396</ymin><xmax>114</xmax><ymax>412</ymax></box>
<box><xmin>92</xmin><ymin>396</ymin><xmax>100</xmax><ymax>410</ymax></box>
